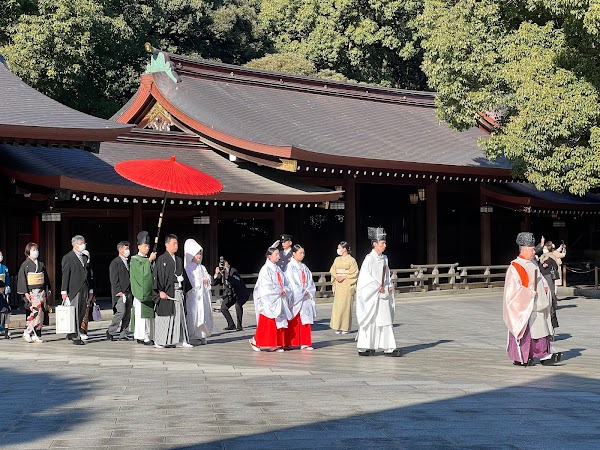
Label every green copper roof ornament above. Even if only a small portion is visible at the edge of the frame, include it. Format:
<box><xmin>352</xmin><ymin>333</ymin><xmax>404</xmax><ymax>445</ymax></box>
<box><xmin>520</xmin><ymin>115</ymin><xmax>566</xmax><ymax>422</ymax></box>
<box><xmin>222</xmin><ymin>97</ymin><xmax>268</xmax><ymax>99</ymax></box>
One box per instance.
<box><xmin>144</xmin><ymin>43</ymin><xmax>180</xmax><ymax>83</ymax></box>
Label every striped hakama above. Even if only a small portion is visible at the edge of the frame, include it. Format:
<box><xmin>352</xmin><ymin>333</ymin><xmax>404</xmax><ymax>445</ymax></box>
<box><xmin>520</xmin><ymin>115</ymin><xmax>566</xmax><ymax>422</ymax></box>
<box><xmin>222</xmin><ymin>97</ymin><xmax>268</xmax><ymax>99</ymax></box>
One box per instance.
<box><xmin>154</xmin><ymin>289</ymin><xmax>189</xmax><ymax>347</ymax></box>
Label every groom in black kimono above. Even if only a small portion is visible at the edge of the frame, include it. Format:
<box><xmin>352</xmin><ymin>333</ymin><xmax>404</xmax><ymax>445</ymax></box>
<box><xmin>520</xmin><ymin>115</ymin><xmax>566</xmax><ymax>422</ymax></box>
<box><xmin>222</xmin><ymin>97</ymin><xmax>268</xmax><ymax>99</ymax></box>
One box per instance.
<box><xmin>152</xmin><ymin>234</ymin><xmax>192</xmax><ymax>348</ymax></box>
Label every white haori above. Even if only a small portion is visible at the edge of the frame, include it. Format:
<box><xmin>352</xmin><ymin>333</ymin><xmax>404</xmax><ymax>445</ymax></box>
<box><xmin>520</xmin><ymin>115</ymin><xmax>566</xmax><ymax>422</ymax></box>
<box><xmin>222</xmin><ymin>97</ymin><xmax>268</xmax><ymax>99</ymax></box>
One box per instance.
<box><xmin>287</xmin><ymin>258</ymin><xmax>317</xmax><ymax>325</ymax></box>
<box><xmin>132</xmin><ymin>297</ymin><xmax>154</xmax><ymax>341</ymax></box>
<box><xmin>356</xmin><ymin>249</ymin><xmax>397</xmax><ymax>350</ymax></box>
<box><xmin>253</xmin><ymin>260</ymin><xmax>293</xmax><ymax>329</ymax></box>
<box><xmin>184</xmin><ymin>239</ymin><xmax>214</xmax><ymax>339</ymax></box>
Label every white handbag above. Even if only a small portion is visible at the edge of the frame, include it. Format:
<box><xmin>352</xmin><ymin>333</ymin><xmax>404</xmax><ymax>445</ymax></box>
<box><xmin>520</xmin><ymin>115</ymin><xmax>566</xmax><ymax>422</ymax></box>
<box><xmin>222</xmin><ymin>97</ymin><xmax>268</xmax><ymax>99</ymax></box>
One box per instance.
<box><xmin>55</xmin><ymin>301</ymin><xmax>76</xmax><ymax>334</ymax></box>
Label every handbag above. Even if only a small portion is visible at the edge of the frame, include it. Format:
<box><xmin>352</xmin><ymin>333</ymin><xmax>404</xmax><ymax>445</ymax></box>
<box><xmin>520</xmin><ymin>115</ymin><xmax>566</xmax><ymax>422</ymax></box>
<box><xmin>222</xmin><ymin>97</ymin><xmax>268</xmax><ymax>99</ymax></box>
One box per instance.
<box><xmin>55</xmin><ymin>302</ymin><xmax>76</xmax><ymax>334</ymax></box>
<box><xmin>550</xmin><ymin>267</ymin><xmax>558</xmax><ymax>280</ymax></box>
<box><xmin>92</xmin><ymin>303</ymin><xmax>102</xmax><ymax>321</ymax></box>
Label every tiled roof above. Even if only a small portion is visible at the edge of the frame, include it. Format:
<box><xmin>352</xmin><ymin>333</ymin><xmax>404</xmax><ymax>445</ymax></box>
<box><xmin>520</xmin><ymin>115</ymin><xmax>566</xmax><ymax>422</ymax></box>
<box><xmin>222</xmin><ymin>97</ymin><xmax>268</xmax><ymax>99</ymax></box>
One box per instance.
<box><xmin>485</xmin><ymin>183</ymin><xmax>600</xmax><ymax>207</ymax></box>
<box><xmin>131</xmin><ymin>53</ymin><xmax>511</xmax><ymax>172</ymax></box>
<box><xmin>0</xmin><ymin>140</ymin><xmax>340</xmax><ymax>202</ymax></box>
<box><xmin>0</xmin><ymin>60</ymin><xmax>131</xmax><ymax>143</ymax></box>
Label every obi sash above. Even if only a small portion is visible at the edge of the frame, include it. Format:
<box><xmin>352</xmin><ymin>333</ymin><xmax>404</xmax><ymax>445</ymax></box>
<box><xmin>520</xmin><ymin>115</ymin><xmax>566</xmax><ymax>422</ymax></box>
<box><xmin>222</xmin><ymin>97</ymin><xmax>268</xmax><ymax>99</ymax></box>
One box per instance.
<box><xmin>27</xmin><ymin>272</ymin><xmax>45</xmax><ymax>288</ymax></box>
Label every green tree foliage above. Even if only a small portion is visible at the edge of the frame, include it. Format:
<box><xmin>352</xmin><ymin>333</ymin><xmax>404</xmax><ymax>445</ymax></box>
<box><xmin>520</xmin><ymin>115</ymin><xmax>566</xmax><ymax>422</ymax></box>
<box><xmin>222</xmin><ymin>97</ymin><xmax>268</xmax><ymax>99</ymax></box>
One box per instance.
<box><xmin>245</xmin><ymin>52</ymin><xmax>350</xmax><ymax>81</ymax></box>
<box><xmin>258</xmin><ymin>0</ymin><xmax>426</xmax><ymax>89</ymax></box>
<box><xmin>1</xmin><ymin>0</ymin><xmax>268</xmax><ymax>118</ymax></box>
<box><xmin>418</xmin><ymin>0</ymin><xmax>600</xmax><ymax>195</ymax></box>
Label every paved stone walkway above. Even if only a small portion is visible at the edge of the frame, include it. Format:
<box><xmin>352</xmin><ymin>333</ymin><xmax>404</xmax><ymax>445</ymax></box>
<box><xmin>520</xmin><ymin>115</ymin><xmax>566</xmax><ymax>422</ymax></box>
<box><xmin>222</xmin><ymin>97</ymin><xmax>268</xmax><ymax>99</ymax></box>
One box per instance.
<box><xmin>0</xmin><ymin>292</ymin><xmax>599</xmax><ymax>449</ymax></box>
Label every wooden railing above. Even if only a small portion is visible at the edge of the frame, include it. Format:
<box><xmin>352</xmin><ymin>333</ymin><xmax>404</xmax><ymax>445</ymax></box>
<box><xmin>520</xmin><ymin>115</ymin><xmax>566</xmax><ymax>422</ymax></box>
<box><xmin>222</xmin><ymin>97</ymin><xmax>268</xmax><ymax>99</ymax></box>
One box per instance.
<box><xmin>212</xmin><ymin>263</ymin><xmax>510</xmax><ymax>300</ymax></box>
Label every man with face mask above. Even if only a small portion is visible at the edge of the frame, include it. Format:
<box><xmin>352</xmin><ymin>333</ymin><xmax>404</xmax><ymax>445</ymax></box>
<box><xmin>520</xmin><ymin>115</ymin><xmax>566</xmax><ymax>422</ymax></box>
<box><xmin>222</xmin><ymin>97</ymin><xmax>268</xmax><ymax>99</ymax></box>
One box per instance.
<box><xmin>61</xmin><ymin>235</ymin><xmax>95</xmax><ymax>345</ymax></box>
<box><xmin>17</xmin><ymin>243</ymin><xmax>51</xmax><ymax>342</ymax></box>
<box><xmin>107</xmin><ymin>241</ymin><xmax>132</xmax><ymax>341</ymax></box>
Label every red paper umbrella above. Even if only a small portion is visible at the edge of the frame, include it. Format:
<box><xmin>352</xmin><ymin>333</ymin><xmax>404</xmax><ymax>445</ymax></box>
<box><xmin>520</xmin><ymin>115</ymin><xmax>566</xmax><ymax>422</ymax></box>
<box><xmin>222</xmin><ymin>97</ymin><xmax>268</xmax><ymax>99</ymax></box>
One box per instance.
<box><xmin>115</xmin><ymin>156</ymin><xmax>223</xmax><ymax>250</ymax></box>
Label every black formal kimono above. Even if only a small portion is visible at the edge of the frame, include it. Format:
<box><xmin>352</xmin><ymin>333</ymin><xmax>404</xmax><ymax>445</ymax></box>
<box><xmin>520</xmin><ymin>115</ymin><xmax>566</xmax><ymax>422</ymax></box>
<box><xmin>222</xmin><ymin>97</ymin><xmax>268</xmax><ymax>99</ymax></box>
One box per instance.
<box><xmin>61</xmin><ymin>250</ymin><xmax>94</xmax><ymax>339</ymax></box>
<box><xmin>152</xmin><ymin>252</ymin><xmax>191</xmax><ymax>346</ymax></box>
<box><xmin>17</xmin><ymin>258</ymin><xmax>51</xmax><ymax>308</ymax></box>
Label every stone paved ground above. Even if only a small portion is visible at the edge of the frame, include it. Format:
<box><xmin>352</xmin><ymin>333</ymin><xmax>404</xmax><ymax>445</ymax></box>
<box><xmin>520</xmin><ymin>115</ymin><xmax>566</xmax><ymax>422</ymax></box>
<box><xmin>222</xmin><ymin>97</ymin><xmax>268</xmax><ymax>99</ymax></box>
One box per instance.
<box><xmin>1</xmin><ymin>292</ymin><xmax>599</xmax><ymax>449</ymax></box>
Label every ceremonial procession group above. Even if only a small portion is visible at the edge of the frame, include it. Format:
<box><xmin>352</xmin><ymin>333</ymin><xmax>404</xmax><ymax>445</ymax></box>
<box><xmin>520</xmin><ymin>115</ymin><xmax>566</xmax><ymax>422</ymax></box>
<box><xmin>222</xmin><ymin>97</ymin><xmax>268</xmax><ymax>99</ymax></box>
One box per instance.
<box><xmin>0</xmin><ymin>225</ymin><xmax>567</xmax><ymax>364</ymax></box>
<box><xmin>0</xmin><ymin>226</ymin><xmax>403</xmax><ymax>356</ymax></box>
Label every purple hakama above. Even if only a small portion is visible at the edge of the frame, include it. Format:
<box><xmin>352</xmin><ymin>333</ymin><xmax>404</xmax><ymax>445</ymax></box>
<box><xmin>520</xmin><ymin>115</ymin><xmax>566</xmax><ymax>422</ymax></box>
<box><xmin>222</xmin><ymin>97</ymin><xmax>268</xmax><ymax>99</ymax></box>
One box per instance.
<box><xmin>507</xmin><ymin>324</ymin><xmax>552</xmax><ymax>363</ymax></box>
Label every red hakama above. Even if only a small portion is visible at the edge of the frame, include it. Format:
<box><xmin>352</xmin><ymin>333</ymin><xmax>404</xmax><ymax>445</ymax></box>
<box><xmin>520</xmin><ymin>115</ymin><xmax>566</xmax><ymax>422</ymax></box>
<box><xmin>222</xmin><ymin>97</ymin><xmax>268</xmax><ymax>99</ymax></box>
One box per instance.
<box><xmin>284</xmin><ymin>313</ymin><xmax>312</xmax><ymax>347</ymax></box>
<box><xmin>254</xmin><ymin>314</ymin><xmax>285</xmax><ymax>348</ymax></box>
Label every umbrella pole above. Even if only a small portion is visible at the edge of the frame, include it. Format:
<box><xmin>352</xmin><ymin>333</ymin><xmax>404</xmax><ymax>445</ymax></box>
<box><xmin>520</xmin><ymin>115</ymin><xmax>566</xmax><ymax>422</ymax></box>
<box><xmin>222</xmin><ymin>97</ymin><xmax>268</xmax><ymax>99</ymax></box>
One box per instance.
<box><xmin>153</xmin><ymin>191</ymin><xmax>168</xmax><ymax>253</ymax></box>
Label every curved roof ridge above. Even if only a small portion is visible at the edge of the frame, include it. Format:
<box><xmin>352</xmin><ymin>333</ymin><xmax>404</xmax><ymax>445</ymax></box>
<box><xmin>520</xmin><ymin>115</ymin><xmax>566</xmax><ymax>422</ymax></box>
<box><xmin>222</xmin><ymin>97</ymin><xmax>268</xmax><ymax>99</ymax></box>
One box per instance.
<box><xmin>164</xmin><ymin>52</ymin><xmax>436</xmax><ymax>106</ymax></box>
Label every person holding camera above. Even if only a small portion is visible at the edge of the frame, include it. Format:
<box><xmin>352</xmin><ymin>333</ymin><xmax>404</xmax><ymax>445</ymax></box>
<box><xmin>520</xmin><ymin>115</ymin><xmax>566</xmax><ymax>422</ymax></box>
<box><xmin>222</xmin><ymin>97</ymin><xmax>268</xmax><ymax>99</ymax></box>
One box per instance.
<box><xmin>213</xmin><ymin>257</ymin><xmax>249</xmax><ymax>331</ymax></box>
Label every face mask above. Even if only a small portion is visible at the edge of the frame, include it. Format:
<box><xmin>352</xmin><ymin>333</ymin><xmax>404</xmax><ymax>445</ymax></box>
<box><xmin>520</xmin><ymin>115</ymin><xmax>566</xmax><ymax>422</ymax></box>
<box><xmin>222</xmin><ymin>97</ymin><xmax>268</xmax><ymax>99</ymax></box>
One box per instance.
<box><xmin>123</xmin><ymin>249</ymin><xmax>130</xmax><ymax>258</ymax></box>
<box><xmin>336</xmin><ymin>248</ymin><xmax>343</xmax><ymax>256</ymax></box>
<box><xmin>542</xmin><ymin>248</ymin><xmax>549</xmax><ymax>254</ymax></box>
<box><xmin>78</xmin><ymin>243</ymin><xmax>86</xmax><ymax>253</ymax></box>
<box><xmin>30</xmin><ymin>250</ymin><xmax>39</xmax><ymax>259</ymax></box>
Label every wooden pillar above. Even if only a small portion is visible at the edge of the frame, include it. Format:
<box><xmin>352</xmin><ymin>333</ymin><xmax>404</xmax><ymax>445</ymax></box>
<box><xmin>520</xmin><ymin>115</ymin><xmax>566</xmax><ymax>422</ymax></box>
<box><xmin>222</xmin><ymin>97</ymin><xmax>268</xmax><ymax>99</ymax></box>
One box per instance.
<box><xmin>209</xmin><ymin>205</ymin><xmax>218</xmax><ymax>265</ymax></box>
<box><xmin>132</xmin><ymin>202</ymin><xmax>143</xmax><ymax>240</ymax></box>
<box><xmin>479</xmin><ymin>187</ymin><xmax>491</xmax><ymax>266</ymax></box>
<box><xmin>344</xmin><ymin>178</ymin><xmax>357</xmax><ymax>254</ymax></box>
<box><xmin>274</xmin><ymin>205</ymin><xmax>285</xmax><ymax>236</ymax></box>
<box><xmin>425</xmin><ymin>183</ymin><xmax>438</xmax><ymax>264</ymax></box>
<box><xmin>480</xmin><ymin>211</ymin><xmax>491</xmax><ymax>265</ymax></box>
<box><xmin>44</xmin><ymin>221</ymin><xmax>57</xmax><ymax>306</ymax></box>
<box><xmin>521</xmin><ymin>211</ymin><xmax>530</xmax><ymax>231</ymax></box>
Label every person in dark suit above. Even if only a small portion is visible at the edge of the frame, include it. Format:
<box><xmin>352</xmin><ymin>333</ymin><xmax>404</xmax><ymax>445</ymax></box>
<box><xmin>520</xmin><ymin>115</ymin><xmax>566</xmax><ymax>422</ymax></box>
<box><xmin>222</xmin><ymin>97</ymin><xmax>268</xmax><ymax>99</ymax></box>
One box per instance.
<box><xmin>276</xmin><ymin>234</ymin><xmax>294</xmax><ymax>272</ymax></box>
<box><xmin>107</xmin><ymin>241</ymin><xmax>132</xmax><ymax>341</ymax></box>
<box><xmin>60</xmin><ymin>235</ymin><xmax>94</xmax><ymax>345</ymax></box>
<box><xmin>213</xmin><ymin>258</ymin><xmax>249</xmax><ymax>331</ymax></box>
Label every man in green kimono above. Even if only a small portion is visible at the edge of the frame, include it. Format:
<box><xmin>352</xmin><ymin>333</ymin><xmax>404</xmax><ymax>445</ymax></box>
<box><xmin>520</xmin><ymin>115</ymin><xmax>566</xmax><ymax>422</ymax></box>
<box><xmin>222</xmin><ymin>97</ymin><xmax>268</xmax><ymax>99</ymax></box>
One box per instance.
<box><xmin>130</xmin><ymin>231</ymin><xmax>157</xmax><ymax>345</ymax></box>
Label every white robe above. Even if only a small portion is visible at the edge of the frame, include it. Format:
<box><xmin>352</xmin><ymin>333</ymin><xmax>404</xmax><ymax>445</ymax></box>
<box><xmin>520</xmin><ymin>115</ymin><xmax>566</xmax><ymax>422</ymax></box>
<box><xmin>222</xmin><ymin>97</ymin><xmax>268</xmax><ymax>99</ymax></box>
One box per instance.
<box><xmin>503</xmin><ymin>257</ymin><xmax>552</xmax><ymax>340</ymax></box>
<box><xmin>356</xmin><ymin>250</ymin><xmax>397</xmax><ymax>351</ymax></box>
<box><xmin>184</xmin><ymin>240</ymin><xmax>214</xmax><ymax>339</ymax></box>
<box><xmin>287</xmin><ymin>258</ymin><xmax>317</xmax><ymax>325</ymax></box>
<box><xmin>253</xmin><ymin>260</ymin><xmax>293</xmax><ymax>329</ymax></box>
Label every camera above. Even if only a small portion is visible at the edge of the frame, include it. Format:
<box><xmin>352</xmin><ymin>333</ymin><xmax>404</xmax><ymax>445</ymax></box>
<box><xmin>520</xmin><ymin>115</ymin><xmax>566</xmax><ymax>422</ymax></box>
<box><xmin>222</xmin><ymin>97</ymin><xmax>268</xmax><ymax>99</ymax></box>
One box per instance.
<box><xmin>218</xmin><ymin>256</ymin><xmax>225</xmax><ymax>269</ymax></box>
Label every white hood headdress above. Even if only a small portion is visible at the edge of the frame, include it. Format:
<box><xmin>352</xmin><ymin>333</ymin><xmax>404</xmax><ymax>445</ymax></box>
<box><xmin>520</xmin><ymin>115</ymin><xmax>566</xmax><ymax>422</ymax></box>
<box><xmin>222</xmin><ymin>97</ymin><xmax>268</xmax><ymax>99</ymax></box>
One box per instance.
<box><xmin>184</xmin><ymin>239</ymin><xmax>203</xmax><ymax>268</ymax></box>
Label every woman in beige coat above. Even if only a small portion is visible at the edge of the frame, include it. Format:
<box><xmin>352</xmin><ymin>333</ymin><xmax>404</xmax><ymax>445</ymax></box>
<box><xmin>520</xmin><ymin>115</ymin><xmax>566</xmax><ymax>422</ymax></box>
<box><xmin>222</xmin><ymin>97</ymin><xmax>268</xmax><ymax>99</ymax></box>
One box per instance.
<box><xmin>329</xmin><ymin>241</ymin><xmax>359</xmax><ymax>334</ymax></box>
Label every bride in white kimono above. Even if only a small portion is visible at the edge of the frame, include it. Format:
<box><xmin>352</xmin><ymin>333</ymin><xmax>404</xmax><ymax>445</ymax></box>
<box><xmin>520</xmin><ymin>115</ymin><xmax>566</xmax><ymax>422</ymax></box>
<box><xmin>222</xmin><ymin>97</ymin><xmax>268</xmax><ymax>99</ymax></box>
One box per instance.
<box><xmin>184</xmin><ymin>239</ymin><xmax>214</xmax><ymax>344</ymax></box>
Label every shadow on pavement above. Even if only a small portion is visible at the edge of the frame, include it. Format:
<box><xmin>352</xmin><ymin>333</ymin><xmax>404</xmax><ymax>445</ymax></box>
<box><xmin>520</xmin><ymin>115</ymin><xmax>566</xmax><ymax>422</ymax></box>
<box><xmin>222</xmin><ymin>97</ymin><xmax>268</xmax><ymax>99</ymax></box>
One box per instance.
<box><xmin>557</xmin><ymin>304</ymin><xmax>577</xmax><ymax>310</ymax></box>
<box><xmin>173</xmin><ymin>374</ymin><xmax>600</xmax><ymax>449</ymax></box>
<box><xmin>554</xmin><ymin>333</ymin><xmax>572</xmax><ymax>341</ymax></box>
<box><xmin>0</xmin><ymin>368</ymin><xmax>92</xmax><ymax>446</ymax></box>
<box><xmin>401</xmin><ymin>339</ymin><xmax>453</xmax><ymax>355</ymax></box>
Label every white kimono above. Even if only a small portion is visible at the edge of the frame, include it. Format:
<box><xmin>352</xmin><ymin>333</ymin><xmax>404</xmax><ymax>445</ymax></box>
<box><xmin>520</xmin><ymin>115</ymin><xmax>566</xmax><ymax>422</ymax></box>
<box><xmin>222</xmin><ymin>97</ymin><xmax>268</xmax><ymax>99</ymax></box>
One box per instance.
<box><xmin>356</xmin><ymin>249</ymin><xmax>397</xmax><ymax>351</ymax></box>
<box><xmin>184</xmin><ymin>240</ymin><xmax>214</xmax><ymax>340</ymax></box>
<box><xmin>287</xmin><ymin>258</ymin><xmax>317</xmax><ymax>325</ymax></box>
<box><xmin>253</xmin><ymin>260</ymin><xmax>293</xmax><ymax>329</ymax></box>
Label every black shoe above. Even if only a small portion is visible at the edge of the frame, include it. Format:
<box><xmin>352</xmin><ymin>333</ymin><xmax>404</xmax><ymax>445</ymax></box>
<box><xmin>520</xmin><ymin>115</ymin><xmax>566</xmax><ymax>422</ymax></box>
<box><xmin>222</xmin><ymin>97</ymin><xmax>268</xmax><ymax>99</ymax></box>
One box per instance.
<box><xmin>384</xmin><ymin>349</ymin><xmax>403</xmax><ymax>357</ymax></box>
<box><xmin>4</xmin><ymin>330</ymin><xmax>12</xmax><ymax>339</ymax></box>
<box><xmin>137</xmin><ymin>339</ymin><xmax>145</xmax><ymax>344</ymax></box>
<box><xmin>143</xmin><ymin>340</ymin><xmax>154</xmax><ymax>346</ymax></box>
<box><xmin>106</xmin><ymin>332</ymin><xmax>116</xmax><ymax>341</ymax></box>
<box><xmin>236</xmin><ymin>326</ymin><xmax>243</xmax><ymax>331</ymax></box>
<box><xmin>72</xmin><ymin>339</ymin><xmax>85</xmax><ymax>345</ymax></box>
<box><xmin>66</xmin><ymin>334</ymin><xmax>74</xmax><ymax>341</ymax></box>
<box><xmin>358</xmin><ymin>349</ymin><xmax>375</xmax><ymax>356</ymax></box>
<box><xmin>540</xmin><ymin>353</ymin><xmax>562</xmax><ymax>366</ymax></box>
<box><xmin>223</xmin><ymin>325</ymin><xmax>236</xmax><ymax>331</ymax></box>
